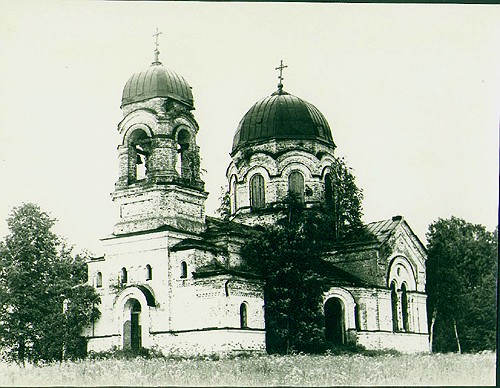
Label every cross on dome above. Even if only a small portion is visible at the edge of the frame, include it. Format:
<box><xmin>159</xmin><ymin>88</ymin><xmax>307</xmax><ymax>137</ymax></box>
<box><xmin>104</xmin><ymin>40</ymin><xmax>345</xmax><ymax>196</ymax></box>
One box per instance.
<box><xmin>152</xmin><ymin>28</ymin><xmax>163</xmax><ymax>64</ymax></box>
<box><xmin>275</xmin><ymin>60</ymin><xmax>288</xmax><ymax>92</ymax></box>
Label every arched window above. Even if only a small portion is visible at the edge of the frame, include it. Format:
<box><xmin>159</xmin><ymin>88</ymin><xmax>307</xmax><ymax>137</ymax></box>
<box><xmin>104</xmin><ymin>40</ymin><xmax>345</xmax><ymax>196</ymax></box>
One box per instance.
<box><xmin>288</xmin><ymin>171</ymin><xmax>305</xmax><ymax>203</ymax></box>
<box><xmin>401</xmin><ymin>283</ymin><xmax>409</xmax><ymax>332</ymax></box>
<box><xmin>390</xmin><ymin>281</ymin><xmax>399</xmax><ymax>332</ymax></box>
<box><xmin>240</xmin><ymin>303</ymin><xmax>248</xmax><ymax>328</ymax></box>
<box><xmin>96</xmin><ymin>272</ymin><xmax>103</xmax><ymax>288</ymax></box>
<box><xmin>180</xmin><ymin>261</ymin><xmax>188</xmax><ymax>279</ymax></box>
<box><xmin>325</xmin><ymin>173</ymin><xmax>334</xmax><ymax>207</ymax></box>
<box><xmin>120</xmin><ymin>267</ymin><xmax>128</xmax><ymax>285</ymax></box>
<box><xmin>250</xmin><ymin>173</ymin><xmax>265</xmax><ymax>209</ymax></box>
<box><xmin>145</xmin><ymin>264</ymin><xmax>152</xmax><ymax>281</ymax></box>
<box><xmin>231</xmin><ymin>176</ymin><xmax>237</xmax><ymax>214</ymax></box>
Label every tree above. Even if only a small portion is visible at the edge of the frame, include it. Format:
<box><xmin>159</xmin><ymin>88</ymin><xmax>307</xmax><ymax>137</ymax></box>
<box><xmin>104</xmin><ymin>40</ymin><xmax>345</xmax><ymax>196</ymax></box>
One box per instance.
<box><xmin>326</xmin><ymin>158</ymin><xmax>364</xmax><ymax>240</ymax></box>
<box><xmin>426</xmin><ymin>217</ymin><xmax>497</xmax><ymax>353</ymax></box>
<box><xmin>215</xmin><ymin>186</ymin><xmax>231</xmax><ymax>221</ymax></box>
<box><xmin>241</xmin><ymin>158</ymin><xmax>364</xmax><ymax>354</ymax></box>
<box><xmin>242</xmin><ymin>197</ymin><xmax>331</xmax><ymax>354</ymax></box>
<box><xmin>0</xmin><ymin>203</ymin><xmax>100</xmax><ymax>363</ymax></box>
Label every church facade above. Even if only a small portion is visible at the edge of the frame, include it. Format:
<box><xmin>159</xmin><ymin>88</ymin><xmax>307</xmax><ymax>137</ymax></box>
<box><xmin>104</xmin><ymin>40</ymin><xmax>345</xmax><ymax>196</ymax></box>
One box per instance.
<box><xmin>84</xmin><ymin>50</ymin><xmax>429</xmax><ymax>354</ymax></box>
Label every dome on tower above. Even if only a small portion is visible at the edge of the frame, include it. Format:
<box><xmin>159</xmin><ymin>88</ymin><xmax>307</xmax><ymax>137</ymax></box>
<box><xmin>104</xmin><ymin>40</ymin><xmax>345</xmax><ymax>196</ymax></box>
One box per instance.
<box><xmin>232</xmin><ymin>88</ymin><xmax>334</xmax><ymax>153</ymax></box>
<box><xmin>121</xmin><ymin>62</ymin><xmax>194</xmax><ymax>108</ymax></box>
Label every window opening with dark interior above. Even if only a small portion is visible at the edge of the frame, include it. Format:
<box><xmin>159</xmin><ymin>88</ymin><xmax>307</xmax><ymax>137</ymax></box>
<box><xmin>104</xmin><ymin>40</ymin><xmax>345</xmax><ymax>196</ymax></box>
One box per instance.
<box><xmin>96</xmin><ymin>272</ymin><xmax>103</xmax><ymax>288</ymax></box>
<box><xmin>401</xmin><ymin>282</ymin><xmax>409</xmax><ymax>331</ymax></box>
<box><xmin>288</xmin><ymin>171</ymin><xmax>305</xmax><ymax>203</ymax></box>
<box><xmin>391</xmin><ymin>281</ymin><xmax>399</xmax><ymax>332</ymax></box>
<box><xmin>325</xmin><ymin>173</ymin><xmax>333</xmax><ymax>207</ymax></box>
<box><xmin>120</xmin><ymin>267</ymin><xmax>128</xmax><ymax>286</ymax></box>
<box><xmin>231</xmin><ymin>176</ymin><xmax>237</xmax><ymax>214</ymax></box>
<box><xmin>145</xmin><ymin>264</ymin><xmax>152</xmax><ymax>281</ymax></box>
<box><xmin>250</xmin><ymin>173</ymin><xmax>265</xmax><ymax>209</ymax></box>
<box><xmin>240</xmin><ymin>303</ymin><xmax>248</xmax><ymax>328</ymax></box>
<box><xmin>180</xmin><ymin>261</ymin><xmax>188</xmax><ymax>279</ymax></box>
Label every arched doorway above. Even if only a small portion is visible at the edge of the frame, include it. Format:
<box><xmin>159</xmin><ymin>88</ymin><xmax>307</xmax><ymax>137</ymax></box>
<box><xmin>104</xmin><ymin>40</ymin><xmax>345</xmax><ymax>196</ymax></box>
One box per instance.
<box><xmin>123</xmin><ymin>299</ymin><xmax>142</xmax><ymax>351</ymax></box>
<box><xmin>324</xmin><ymin>297</ymin><xmax>345</xmax><ymax>345</ymax></box>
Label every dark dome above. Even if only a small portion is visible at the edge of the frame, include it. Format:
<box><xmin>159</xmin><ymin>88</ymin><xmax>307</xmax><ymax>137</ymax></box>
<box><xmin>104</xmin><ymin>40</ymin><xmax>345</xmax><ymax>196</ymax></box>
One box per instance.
<box><xmin>121</xmin><ymin>62</ymin><xmax>194</xmax><ymax>108</ymax></box>
<box><xmin>232</xmin><ymin>89</ymin><xmax>334</xmax><ymax>152</ymax></box>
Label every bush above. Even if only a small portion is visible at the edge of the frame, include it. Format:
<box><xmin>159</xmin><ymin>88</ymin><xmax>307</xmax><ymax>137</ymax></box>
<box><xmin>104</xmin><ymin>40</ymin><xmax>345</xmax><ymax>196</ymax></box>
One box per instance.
<box><xmin>87</xmin><ymin>346</ymin><xmax>166</xmax><ymax>360</ymax></box>
<box><xmin>324</xmin><ymin>342</ymin><xmax>400</xmax><ymax>357</ymax></box>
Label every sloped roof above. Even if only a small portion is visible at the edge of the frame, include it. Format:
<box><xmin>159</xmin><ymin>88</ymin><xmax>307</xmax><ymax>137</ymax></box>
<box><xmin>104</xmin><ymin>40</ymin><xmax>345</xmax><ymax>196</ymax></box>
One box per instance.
<box><xmin>170</xmin><ymin>238</ymin><xmax>219</xmax><ymax>253</ymax></box>
<box><xmin>332</xmin><ymin>216</ymin><xmax>404</xmax><ymax>251</ymax></box>
<box><xmin>193</xmin><ymin>259</ymin><xmax>262</xmax><ymax>280</ymax></box>
<box><xmin>313</xmin><ymin>258</ymin><xmax>367</xmax><ymax>286</ymax></box>
<box><xmin>204</xmin><ymin>216</ymin><xmax>259</xmax><ymax>238</ymax></box>
<box><xmin>364</xmin><ymin>216</ymin><xmax>403</xmax><ymax>244</ymax></box>
<box><xmin>331</xmin><ymin>215</ymin><xmax>427</xmax><ymax>261</ymax></box>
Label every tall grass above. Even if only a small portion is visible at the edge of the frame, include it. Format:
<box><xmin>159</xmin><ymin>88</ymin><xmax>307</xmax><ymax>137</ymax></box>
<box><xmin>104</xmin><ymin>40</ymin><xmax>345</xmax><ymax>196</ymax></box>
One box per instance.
<box><xmin>0</xmin><ymin>351</ymin><xmax>495</xmax><ymax>386</ymax></box>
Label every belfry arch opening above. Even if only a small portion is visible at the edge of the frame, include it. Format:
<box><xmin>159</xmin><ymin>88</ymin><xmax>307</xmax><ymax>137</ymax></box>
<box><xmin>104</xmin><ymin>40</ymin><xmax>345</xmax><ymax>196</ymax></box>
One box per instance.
<box><xmin>128</xmin><ymin>129</ymin><xmax>150</xmax><ymax>183</ymax></box>
<box><xmin>123</xmin><ymin>299</ymin><xmax>142</xmax><ymax>351</ymax></box>
<box><xmin>176</xmin><ymin>128</ymin><xmax>191</xmax><ymax>179</ymax></box>
<box><xmin>324</xmin><ymin>297</ymin><xmax>345</xmax><ymax>345</ymax></box>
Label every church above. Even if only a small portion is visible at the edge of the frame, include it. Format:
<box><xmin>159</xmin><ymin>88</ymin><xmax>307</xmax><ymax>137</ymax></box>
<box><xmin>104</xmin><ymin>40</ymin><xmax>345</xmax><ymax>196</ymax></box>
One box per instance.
<box><xmin>84</xmin><ymin>40</ymin><xmax>429</xmax><ymax>354</ymax></box>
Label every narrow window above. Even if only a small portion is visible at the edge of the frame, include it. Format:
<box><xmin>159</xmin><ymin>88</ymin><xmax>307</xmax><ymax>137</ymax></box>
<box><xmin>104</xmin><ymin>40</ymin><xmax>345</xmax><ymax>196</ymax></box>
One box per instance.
<box><xmin>120</xmin><ymin>267</ymin><xmax>128</xmax><ymax>285</ymax></box>
<box><xmin>250</xmin><ymin>173</ymin><xmax>265</xmax><ymax>209</ymax></box>
<box><xmin>325</xmin><ymin>173</ymin><xmax>333</xmax><ymax>207</ymax></box>
<box><xmin>240</xmin><ymin>303</ymin><xmax>248</xmax><ymax>328</ymax></box>
<box><xmin>180</xmin><ymin>261</ymin><xmax>188</xmax><ymax>279</ymax></box>
<box><xmin>390</xmin><ymin>281</ymin><xmax>399</xmax><ymax>332</ymax></box>
<box><xmin>145</xmin><ymin>264</ymin><xmax>152</xmax><ymax>281</ymax></box>
<box><xmin>288</xmin><ymin>171</ymin><xmax>305</xmax><ymax>203</ymax></box>
<box><xmin>401</xmin><ymin>283</ymin><xmax>409</xmax><ymax>332</ymax></box>
<box><xmin>354</xmin><ymin>303</ymin><xmax>361</xmax><ymax>331</ymax></box>
<box><xmin>96</xmin><ymin>272</ymin><xmax>103</xmax><ymax>288</ymax></box>
<box><xmin>231</xmin><ymin>176</ymin><xmax>237</xmax><ymax>214</ymax></box>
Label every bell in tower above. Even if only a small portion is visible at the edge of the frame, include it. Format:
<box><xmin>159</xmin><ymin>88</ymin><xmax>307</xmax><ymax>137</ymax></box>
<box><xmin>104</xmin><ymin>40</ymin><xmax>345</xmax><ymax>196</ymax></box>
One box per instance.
<box><xmin>112</xmin><ymin>31</ymin><xmax>207</xmax><ymax>235</ymax></box>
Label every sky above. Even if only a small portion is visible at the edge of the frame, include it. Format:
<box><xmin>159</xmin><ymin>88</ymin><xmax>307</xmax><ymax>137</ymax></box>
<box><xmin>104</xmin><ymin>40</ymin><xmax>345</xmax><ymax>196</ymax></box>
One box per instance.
<box><xmin>0</xmin><ymin>1</ymin><xmax>499</xmax><ymax>255</ymax></box>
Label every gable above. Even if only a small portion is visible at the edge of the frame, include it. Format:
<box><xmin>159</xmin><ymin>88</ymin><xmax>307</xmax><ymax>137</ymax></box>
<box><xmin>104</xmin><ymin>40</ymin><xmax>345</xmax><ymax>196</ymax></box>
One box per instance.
<box><xmin>324</xmin><ymin>216</ymin><xmax>427</xmax><ymax>289</ymax></box>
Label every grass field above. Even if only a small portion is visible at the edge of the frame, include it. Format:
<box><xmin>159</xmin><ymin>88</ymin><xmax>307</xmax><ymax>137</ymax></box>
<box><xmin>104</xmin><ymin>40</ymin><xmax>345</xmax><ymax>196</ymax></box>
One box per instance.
<box><xmin>0</xmin><ymin>351</ymin><xmax>495</xmax><ymax>386</ymax></box>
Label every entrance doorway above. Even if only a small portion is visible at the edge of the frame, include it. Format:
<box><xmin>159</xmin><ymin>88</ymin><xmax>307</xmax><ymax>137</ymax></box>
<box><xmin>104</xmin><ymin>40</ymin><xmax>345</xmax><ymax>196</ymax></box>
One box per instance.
<box><xmin>123</xmin><ymin>299</ymin><xmax>142</xmax><ymax>350</ymax></box>
<box><xmin>324</xmin><ymin>297</ymin><xmax>345</xmax><ymax>345</ymax></box>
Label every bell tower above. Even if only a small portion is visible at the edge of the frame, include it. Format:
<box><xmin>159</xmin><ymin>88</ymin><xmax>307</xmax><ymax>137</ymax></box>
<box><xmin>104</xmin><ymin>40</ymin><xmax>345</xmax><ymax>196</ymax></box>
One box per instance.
<box><xmin>112</xmin><ymin>33</ymin><xmax>207</xmax><ymax>235</ymax></box>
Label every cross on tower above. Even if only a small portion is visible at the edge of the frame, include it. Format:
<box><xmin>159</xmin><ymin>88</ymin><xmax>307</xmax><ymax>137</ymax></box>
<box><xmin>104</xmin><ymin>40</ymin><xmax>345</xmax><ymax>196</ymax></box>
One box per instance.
<box><xmin>153</xmin><ymin>28</ymin><xmax>163</xmax><ymax>64</ymax></box>
<box><xmin>275</xmin><ymin>60</ymin><xmax>288</xmax><ymax>88</ymax></box>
